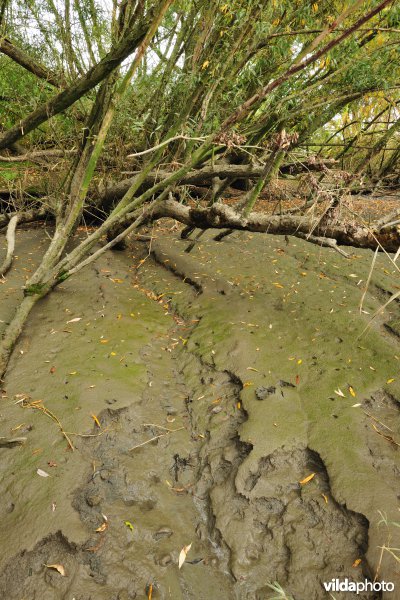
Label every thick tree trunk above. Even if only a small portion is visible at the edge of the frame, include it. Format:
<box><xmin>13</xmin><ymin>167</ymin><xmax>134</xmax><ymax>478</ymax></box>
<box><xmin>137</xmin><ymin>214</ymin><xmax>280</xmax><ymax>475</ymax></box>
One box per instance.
<box><xmin>150</xmin><ymin>199</ymin><xmax>400</xmax><ymax>252</ymax></box>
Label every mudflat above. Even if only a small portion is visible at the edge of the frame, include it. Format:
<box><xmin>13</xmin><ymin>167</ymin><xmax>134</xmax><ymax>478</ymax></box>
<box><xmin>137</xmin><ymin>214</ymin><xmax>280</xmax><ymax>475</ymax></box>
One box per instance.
<box><xmin>0</xmin><ymin>227</ymin><xmax>399</xmax><ymax>599</ymax></box>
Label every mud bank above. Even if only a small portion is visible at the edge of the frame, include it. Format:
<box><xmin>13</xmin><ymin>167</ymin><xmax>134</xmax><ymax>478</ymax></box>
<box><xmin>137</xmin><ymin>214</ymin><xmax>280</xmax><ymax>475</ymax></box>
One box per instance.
<box><xmin>0</xmin><ymin>227</ymin><xmax>399</xmax><ymax>599</ymax></box>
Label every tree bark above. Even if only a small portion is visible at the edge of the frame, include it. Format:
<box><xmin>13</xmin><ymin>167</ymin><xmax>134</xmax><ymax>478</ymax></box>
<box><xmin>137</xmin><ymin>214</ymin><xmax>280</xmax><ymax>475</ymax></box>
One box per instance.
<box><xmin>0</xmin><ymin>214</ymin><xmax>18</xmax><ymax>275</ymax></box>
<box><xmin>149</xmin><ymin>199</ymin><xmax>400</xmax><ymax>252</ymax></box>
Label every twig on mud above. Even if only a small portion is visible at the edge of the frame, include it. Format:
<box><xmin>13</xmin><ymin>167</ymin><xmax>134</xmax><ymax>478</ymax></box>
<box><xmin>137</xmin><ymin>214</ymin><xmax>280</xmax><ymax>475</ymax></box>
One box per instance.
<box><xmin>64</xmin><ymin>426</ymin><xmax>112</xmax><ymax>438</ymax></box>
<box><xmin>359</xmin><ymin>246</ymin><xmax>378</xmax><ymax>315</ymax></box>
<box><xmin>129</xmin><ymin>426</ymin><xmax>184</xmax><ymax>451</ymax></box>
<box><xmin>363</xmin><ymin>409</ymin><xmax>393</xmax><ymax>432</ymax></box>
<box><xmin>143</xmin><ymin>423</ymin><xmax>182</xmax><ymax>432</ymax></box>
<box><xmin>371</xmin><ymin>423</ymin><xmax>400</xmax><ymax>447</ymax></box>
<box><xmin>22</xmin><ymin>399</ymin><xmax>75</xmax><ymax>450</ymax></box>
<box><xmin>374</xmin><ymin>539</ymin><xmax>387</xmax><ymax>582</ymax></box>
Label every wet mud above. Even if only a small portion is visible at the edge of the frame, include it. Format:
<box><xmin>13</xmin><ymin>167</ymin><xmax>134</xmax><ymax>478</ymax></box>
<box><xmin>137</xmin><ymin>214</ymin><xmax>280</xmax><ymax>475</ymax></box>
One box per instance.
<box><xmin>0</xmin><ymin>227</ymin><xmax>399</xmax><ymax>599</ymax></box>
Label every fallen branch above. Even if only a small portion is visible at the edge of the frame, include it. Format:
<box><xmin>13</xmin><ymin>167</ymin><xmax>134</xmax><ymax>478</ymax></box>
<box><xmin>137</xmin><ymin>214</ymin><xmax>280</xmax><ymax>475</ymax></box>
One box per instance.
<box><xmin>0</xmin><ymin>148</ymin><xmax>75</xmax><ymax>163</ymax></box>
<box><xmin>0</xmin><ymin>214</ymin><xmax>19</xmax><ymax>276</ymax></box>
<box><xmin>98</xmin><ymin>159</ymin><xmax>335</xmax><ymax>207</ymax></box>
<box><xmin>149</xmin><ymin>198</ymin><xmax>400</xmax><ymax>252</ymax></box>
<box><xmin>0</xmin><ymin>207</ymin><xmax>48</xmax><ymax>230</ymax></box>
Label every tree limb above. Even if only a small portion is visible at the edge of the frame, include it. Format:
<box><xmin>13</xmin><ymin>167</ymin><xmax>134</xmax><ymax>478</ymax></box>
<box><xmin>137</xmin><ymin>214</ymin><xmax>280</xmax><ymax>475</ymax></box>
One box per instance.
<box><xmin>0</xmin><ymin>37</ymin><xmax>64</xmax><ymax>87</ymax></box>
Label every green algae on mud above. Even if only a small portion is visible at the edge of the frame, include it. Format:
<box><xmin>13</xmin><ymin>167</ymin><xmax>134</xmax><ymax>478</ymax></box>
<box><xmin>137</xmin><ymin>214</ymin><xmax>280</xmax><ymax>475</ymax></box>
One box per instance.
<box><xmin>142</xmin><ymin>229</ymin><xmax>400</xmax><ymax>598</ymax></box>
<box><xmin>0</xmin><ymin>227</ymin><xmax>400</xmax><ymax>599</ymax></box>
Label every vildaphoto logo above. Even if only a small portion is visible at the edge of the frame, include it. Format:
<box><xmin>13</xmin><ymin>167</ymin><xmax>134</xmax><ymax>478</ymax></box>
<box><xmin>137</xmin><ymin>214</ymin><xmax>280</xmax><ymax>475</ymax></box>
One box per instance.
<box><xmin>323</xmin><ymin>578</ymin><xmax>395</xmax><ymax>594</ymax></box>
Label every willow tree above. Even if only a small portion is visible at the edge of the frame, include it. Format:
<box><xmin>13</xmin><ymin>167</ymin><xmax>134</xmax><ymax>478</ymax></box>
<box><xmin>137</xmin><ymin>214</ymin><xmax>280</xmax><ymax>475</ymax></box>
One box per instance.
<box><xmin>1</xmin><ymin>0</ymin><xmax>399</xmax><ymax>379</ymax></box>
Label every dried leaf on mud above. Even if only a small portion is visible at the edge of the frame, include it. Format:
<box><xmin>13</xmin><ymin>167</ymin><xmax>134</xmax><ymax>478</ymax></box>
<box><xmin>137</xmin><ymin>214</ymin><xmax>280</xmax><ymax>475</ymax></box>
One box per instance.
<box><xmin>334</xmin><ymin>388</ymin><xmax>345</xmax><ymax>397</ymax></box>
<box><xmin>349</xmin><ymin>386</ymin><xmax>356</xmax><ymax>397</ymax></box>
<box><xmin>37</xmin><ymin>468</ymin><xmax>50</xmax><ymax>478</ymax></box>
<box><xmin>66</xmin><ymin>317</ymin><xmax>81</xmax><ymax>324</ymax></box>
<box><xmin>44</xmin><ymin>564</ymin><xmax>66</xmax><ymax>576</ymax></box>
<box><xmin>352</xmin><ymin>558</ymin><xmax>362</xmax><ymax>567</ymax></box>
<box><xmin>178</xmin><ymin>543</ymin><xmax>192</xmax><ymax>569</ymax></box>
<box><xmin>299</xmin><ymin>473</ymin><xmax>316</xmax><ymax>485</ymax></box>
<box><xmin>95</xmin><ymin>522</ymin><xmax>108</xmax><ymax>533</ymax></box>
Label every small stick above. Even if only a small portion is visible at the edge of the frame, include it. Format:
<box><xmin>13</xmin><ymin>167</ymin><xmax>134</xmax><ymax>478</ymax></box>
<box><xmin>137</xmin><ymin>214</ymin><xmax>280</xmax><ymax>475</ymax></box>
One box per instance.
<box><xmin>363</xmin><ymin>409</ymin><xmax>393</xmax><ymax>432</ymax></box>
<box><xmin>129</xmin><ymin>427</ymin><xmax>184</xmax><ymax>451</ymax></box>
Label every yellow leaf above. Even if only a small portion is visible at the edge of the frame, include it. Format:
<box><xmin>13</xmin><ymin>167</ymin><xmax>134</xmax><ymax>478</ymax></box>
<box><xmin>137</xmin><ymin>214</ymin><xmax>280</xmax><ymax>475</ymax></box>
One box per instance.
<box><xmin>201</xmin><ymin>60</ymin><xmax>210</xmax><ymax>70</ymax></box>
<box><xmin>387</xmin><ymin>378</ymin><xmax>395</xmax><ymax>384</ymax></box>
<box><xmin>124</xmin><ymin>520</ymin><xmax>134</xmax><ymax>531</ymax></box>
<box><xmin>322</xmin><ymin>493</ymin><xmax>328</xmax><ymax>504</ymax></box>
<box><xmin>44</xmin><ymin>564</ymin><xmax>66</xmax><ymax>576</ymax></box>
<box><xmin>352</xmin><ymin>558</ymin><xmax>362</xmax><ymax>568</ymax></box>
<box><xmin>243</xmin><ymin>381</ymin><xmax>253</xmax><ymax>387</ymax></box>
<box><xmin>69</xmin><ymin>371</ymin><xmax>77</xmax><ymax>375</ymax></box>
<box><xmin>297</xmin><ymin>359</ymin><xmax>302</xmax><ymax>365</ymax></box>
<box><xmin>349</xmin><ymin>386</ymin><xmax>356</xmax><ymax>397</ymax></box>
<box><xmin>110</xmin><ymin>352</ymin><xmax>117</xmax><ymax>356</ymax></box>
<box><xmin>237</xmin><ymin>402</ymin><xmax>241</xmax><ymax>410</ymax></box>
<box><xmin>91</xmin><ymin>414</ymin><xmax>101</xmax><ymax>428</ymax></box>
<box><xmin>100</xmin><ymin>339</ymin><xmax>109</xmax><ymax>344</ymax></box>
<box><xmin>273</xmin><ymin>282</ymin><xmax>284</xmax><ymax>288</ymax></box>
<box><xmin>299</xmin><ymin>473</ymin><xmax>316</xmax><ymax>485</ymax></box>
<box><xmin>312</xmin><ymin>3</ymin><xmax>318</xmax><ymax>13</ymax></box>
<box><xmin>95</xmin><ymin>522</ymin><xmax>108</xmax><ymax>533</ymax></box>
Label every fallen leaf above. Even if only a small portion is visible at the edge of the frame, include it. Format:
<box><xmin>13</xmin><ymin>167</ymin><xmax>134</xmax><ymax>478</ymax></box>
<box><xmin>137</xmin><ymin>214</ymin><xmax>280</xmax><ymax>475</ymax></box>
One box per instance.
<box><xmin>124</xmin><ymin>520</ymin><xmax>134</xmax><ymax>531</ymax></box>
<box><xmin>95</xmin><ymin>522</ymin><xmax>108</xmax><ymax>533</ymax></box>
<box><xmin>178</xmin><ymin>543</ymin><xmax>192</xmax><ymax>569</ymax></box>
<box><xmin>352</xmin><ymin>558</ymin><xmax>362</xmax><ymax>568</ymax></box>
<box><xmin>66</xmin><ymin>317</ymin><xmax>81</xmax><ymax>324</ymax></box>
<box><xmin>147</xmin><ymin>584</ymin><xmax>153</xmax><ymax>600</ymax></box>
<box><xmin>91</xmin><ymin>414</ymin><xmax>101</xmax><ymax>428</ymax></box>
<box><xmin>322</xmin><ymin>493</ymin><xmax>328</xmax><ymax>504</ymax></box>
<box><xmin>299</xmin><ymin>473</ymin><xmax>316</xmax><ymax>485</ymax></box>
<box><xmin>387</xmin><ymin>378</ymin><xmax>395</xmax><ymax>384</ymax></box>
<box><xmin>50</xmin><ymin>366</ymin><xmax>56</xmax><ymax>374</ymax></box>
<box><xmin>297</xmin><ymin>359</ymin><xmax>302</xmax><ymax>365</ymax></box>
<box><xmin>246</xmin><ymin>367</ymin><xmax>259</xmax><ymax>372</ymax></box>
<box><xmin>295</xmin><ymin>375</ymin><xmax>300</xmax><ymax>385</ymax></box>
<box><xmin>334</xmin><ymin>388</ymin><xmax>345</xmax><ymax>397</ymax></box>
<box><xmin>352</xmin><ymin>403</ymin><xmax>362</xmax><ymax>408</ymax></box>
<box><xmin>37</xmin><ymin>468</ymin><xmax>50</xmax><ymax>478</ymax></box>
<box><xmin>100</xmin><ymin>339</ymin><xmax>109</xmax><ymax>344</ymax></box>
<box><xmin>44</xmin><ymin>564</ymin><xmax>66</xmax><ymax>576</ymax></box>
<box><xmin>349</xmin><ymin>386</ymin><xmax>356</xmax><ymax>397</ymax></box>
